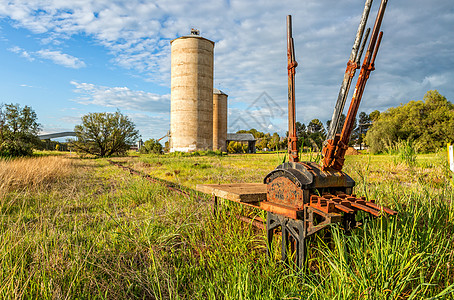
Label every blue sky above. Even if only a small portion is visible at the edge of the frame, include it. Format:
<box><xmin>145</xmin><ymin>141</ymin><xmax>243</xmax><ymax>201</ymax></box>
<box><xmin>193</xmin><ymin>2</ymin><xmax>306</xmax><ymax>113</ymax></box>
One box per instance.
<box><xmin>0</xmin><ymin>0</ymin><xmax>453</xmax><ymax>141</ymax></box>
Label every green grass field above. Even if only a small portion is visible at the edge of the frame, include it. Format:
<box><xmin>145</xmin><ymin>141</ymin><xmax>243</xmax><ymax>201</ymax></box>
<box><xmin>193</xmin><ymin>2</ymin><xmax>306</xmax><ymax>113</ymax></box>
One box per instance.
<box><xmin>1</xmin><ymin>151</ymin><xmax>453</xmax><ymax>299</ymax></box>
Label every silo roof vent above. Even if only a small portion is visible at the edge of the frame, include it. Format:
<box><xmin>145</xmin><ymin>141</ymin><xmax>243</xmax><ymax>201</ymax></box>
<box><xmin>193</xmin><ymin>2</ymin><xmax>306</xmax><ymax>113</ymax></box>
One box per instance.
<box><xmin>191</xmin><ymin>28</ymin><xmax>200</xmax><ymax>36</ymax></box>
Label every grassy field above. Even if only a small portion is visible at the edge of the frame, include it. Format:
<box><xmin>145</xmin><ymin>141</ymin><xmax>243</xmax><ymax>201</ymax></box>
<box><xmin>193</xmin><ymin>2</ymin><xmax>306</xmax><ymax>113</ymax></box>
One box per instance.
<box><xmin>0</xmin><ymin>151</ymin><xmax>453</xmax><ymax>299</ymax></box>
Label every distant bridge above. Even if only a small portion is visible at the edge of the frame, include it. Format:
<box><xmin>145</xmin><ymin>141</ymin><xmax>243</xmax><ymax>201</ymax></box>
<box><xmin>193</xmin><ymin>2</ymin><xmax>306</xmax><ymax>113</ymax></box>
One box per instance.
<box><xmin>38</xmin><ymin>131</ymin><xmax>76</xmax><ymax>140</ymax></box>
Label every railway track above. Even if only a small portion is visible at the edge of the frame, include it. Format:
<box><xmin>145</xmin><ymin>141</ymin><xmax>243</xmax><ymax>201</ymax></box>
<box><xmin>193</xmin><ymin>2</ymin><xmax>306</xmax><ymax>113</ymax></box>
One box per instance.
<box><xmin>106</xmin><ymin>159</ymin><xmax>204</xmax><ymax>201</ymax></box>
<box><xmin>107</xmin><ymin>159</ymin><xmax>265</xmax><ymax>227</ymax></box>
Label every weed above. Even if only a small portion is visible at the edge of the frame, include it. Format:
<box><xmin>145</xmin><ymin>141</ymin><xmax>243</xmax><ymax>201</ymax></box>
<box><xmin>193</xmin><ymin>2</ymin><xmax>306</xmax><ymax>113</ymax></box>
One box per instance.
<box><xmin>168</xmin><ymin>150</ymin><xmax>225</xmax><ymax>157</ymax></box>
<box><xmin>386</xmin><ymin>139</ymin><xmax>419</xmax><ymax>167</ymax></box>
<box><xmin>0</xmin><ymin>152</ymin><xmax>452</xmax><ymax>298</ymax></box>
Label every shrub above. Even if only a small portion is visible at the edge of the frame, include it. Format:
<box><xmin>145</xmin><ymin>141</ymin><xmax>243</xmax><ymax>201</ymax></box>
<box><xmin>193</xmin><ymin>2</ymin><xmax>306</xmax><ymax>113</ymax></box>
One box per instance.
<box><xmin>366</xmin><ymin>90</ymin><xmax>454</xmax><ymax>153</ymax></box>
<box><xmin>72</xmin><ymin>111</ymin><xmax>139</xmax><ymax>157</ymax></box>
<box><xmin>140</xmin><ymin>139</ymin><xmax>163</xmax><ymax>154</ymax></box>
<box><xmin>227</xmin><ymin>141</ymin><xmax>247</xmax><ymax>153</ymax></box>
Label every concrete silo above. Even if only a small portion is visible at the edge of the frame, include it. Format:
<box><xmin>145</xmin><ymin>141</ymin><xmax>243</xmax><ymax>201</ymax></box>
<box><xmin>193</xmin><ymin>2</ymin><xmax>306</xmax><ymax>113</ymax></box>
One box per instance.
<box><xmin>213</xmin><ymin>88</ymin><xmax>228</xmax><ymax>151</ymax></box>
<box><xmin>170</xmin><ymin>30</ymin><xmax>214</xmax><ymax>152</ymax></box>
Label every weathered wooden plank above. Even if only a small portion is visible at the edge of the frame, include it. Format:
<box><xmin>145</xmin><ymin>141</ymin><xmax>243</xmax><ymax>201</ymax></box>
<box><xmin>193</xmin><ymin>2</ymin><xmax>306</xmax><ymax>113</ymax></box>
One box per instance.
<box><xmin>196</xmin><ymin>183</ymin><xmax>267</xmax><ymax>203</ymax></box>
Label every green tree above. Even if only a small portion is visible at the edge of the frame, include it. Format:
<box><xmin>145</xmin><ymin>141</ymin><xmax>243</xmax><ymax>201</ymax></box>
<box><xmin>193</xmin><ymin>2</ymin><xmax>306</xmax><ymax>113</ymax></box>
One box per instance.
<box><xmin>140</xmin><ymin>139</ymin><xmax>163</xmax><ymax>154</ymax></box>
<box><xmin>256</xmin><ymin>138</ymin><xmax>266</xmax><ymax>150</ymax></box>
<box><xmin>307</xmin><ymin>119</ymin><xmax>326</xmax><ymax>151</ymax></box>
<box><xmin>237</xmin><ymin>128</ymin><xmax>265</xmax><ymax>139</ymax></box>
<box><xmin>255</xmin><ymin>133</ymin><xmax>271</xmax><ymax>150</ymax></box>
<box><xmin>279</xmin><ymin>137</ymin><xmax>287</xmax><ymax>150</ymax></box>
<box><xmin>268</xmin><ymin>132</ymin><xmax>280</xmax><ymax>150</ymax></box>
<box><xmin>295</xmin><ymin>121</ymin><xmax>307</xmax><ymax>149</ymax></box>
<box><xmin>326</xmin><ymin>114</ymin><xmax>346</xmax><ymax>136</ymax></box>
<box><xmin>356</xmin><ymin>111</ymin><xmax>372</xmax><ymax>147</ymax></box>
<box><xmin>346</xmin><ymin>117</ymin><xmax>359</xmax><ymax>146</ymax></box>
<box><xmin>0</xmin><ymin>103</ymin><xmax>41</xmax><ymax>157</ymax></box>
<box><xmin>72</xmin><ymin>111</ymin><xmax>139</xmax><ymax>157</ymax></box>
<box><xmin>366</xmin><ymin>90</ymin><xmax>454</xmax><ymax>153</ymax></box>
<box><xmin>369</xmin><ymin>110</ymin><xmax>380</xmax><ymax>122</ymax></box>
<box><xmin>308</xmin><ymin>119</ymin><xmax>325</xmax><ymax>135</ymax></box>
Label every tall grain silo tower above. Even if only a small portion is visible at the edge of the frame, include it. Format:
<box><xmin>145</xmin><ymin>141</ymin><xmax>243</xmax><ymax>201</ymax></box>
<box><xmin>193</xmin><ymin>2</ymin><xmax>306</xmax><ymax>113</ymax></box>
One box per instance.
<box><xmin>213</xmin><ymin>88</ymin><xmax>228</xmax><ymax>151</ymax></box>
<box><xmin>170</xmin><ymin>29</ymin><xmax>214</xmax><ymax>152</ymax></box>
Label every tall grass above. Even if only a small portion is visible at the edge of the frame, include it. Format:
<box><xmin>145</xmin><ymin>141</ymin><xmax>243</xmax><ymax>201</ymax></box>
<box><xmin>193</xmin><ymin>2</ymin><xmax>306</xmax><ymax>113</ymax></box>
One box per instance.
<box><xmin>0</xmin><ymin>153</ymin><xmax>453</xmax><ymax>298</ymax></box>
<box><xmin>310</xmin><ymin>184</ymin><xmax>454</xmax><ymax>299</ymax></box>
<box><xmin>0</xmin><ymin>156</ymin><xmax>73</xmax><ymax>196</ymax></box>
<box><xmin>386</xmin><ymin>139</ymin><xmax>419</xmax><ymax>167</ymax></box>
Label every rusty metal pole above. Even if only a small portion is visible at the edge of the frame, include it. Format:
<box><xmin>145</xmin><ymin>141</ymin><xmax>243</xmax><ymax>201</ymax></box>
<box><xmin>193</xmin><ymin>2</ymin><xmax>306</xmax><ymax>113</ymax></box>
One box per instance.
<box><xmin>287</xmin><ymin>15</ymin><xmax>299</xmax><ymax>163</ymax></box>
<box><xmin>356</xmin><ymin>28</ymin><xmax>371</xmax><ymax>66</ymax></box>
<box><xmin>322</xmin><ymin>0</ymin><xmax>373</xmax><ymax>170</ymax></box>
<box><xmin>331</xmin><ymin>0</ymin><xmax>387</xmax><ymax>170</ymax></box>
<box><xmin>326</xmin><ymin>0</ymin><xmax>373</xmax><ymax>141</ymax></box>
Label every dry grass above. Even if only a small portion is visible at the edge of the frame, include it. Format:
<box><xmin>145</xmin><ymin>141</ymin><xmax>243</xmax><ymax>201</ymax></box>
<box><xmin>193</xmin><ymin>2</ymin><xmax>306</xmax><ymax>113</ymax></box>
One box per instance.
<box><xmin>0</xmin><ymin>156</ymin><xmax>73</xmax><ymax>196</ymax></box>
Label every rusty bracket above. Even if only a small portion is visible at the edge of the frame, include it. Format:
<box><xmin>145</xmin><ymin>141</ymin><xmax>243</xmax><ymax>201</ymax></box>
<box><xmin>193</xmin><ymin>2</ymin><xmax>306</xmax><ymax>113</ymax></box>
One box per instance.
<box><xmin>305</xmin><ymin>206</ymin><xmax>342</xmax><ymax>237</ymax></box>
<box><xmin>287</xmin><ymin>61</ymin><xmax>298</xmax><ymax>75</ymax></box>
<box><xmin>346</xmin><ymin>60</ymin><xmax>358</xmax><ymax>78</ymax></box>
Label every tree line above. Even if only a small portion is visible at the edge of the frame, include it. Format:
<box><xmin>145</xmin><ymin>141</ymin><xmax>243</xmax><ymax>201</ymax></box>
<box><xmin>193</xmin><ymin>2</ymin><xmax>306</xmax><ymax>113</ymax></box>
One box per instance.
<box><xmin>0</xmin><ymin>105</ymin><xmax>140</xmax><ymax>157</ymax></box>
<box><xmin>0</xmin><ymin>103</ymin><xmax>41</xmax><ymax>156</ymax></box>
<box><xmin>234</xmin><ymin>110</ymin><xmax>379</xmax><ymax>153</ymax></box>
<box><xmin>1</xmin><ymin>90</ymin><xmax>452</xmax><ymax>157</ymax></box>
<box><xmin>366</xmin><ymin>90</ymin><xmax>454</xmax><ymax>153</ymax></box>
<box><xmin>233</xmin><ymin>90</ymin><xmax>453</xmax><ymax>154</ymax></box>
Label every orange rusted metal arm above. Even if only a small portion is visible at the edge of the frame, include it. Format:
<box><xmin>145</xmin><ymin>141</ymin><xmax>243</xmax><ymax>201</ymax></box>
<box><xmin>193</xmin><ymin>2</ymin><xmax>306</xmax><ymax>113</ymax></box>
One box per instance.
<box><xmin>322</xmin><ymin>0</ymin><xmax>388</xmax><ymax>171</ymax></box>
<box><xmin>326</xmin><ymin>0</ymin><xmax>373</xmax><ymax>141</ymax></box>
<box><xmin>287</xmin><ymin>15</ymin><xmax>299</xmax><ymax>163</ymax></box>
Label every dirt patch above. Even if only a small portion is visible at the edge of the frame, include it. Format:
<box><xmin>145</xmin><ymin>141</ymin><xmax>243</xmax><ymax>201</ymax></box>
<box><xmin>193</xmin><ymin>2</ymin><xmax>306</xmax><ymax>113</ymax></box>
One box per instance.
<box><xmin>345</xmin><ymin>147</ymin><xmax>361</xmax><ymax>155</ymax></box>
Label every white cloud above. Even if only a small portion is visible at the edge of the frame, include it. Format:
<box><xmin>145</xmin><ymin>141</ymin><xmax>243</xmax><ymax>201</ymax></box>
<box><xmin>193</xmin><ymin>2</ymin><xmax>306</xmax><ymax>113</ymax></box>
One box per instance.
<box><xmin>422</xmin><ymin>73</ymin><xmax>449</xmax><ymax>88</ymax></box>
<box><xmin>8</xmin><ymin>45</ymin><xmax>85</xmax><ymax>68</ymax></box>
<box><xmin>8</xmin><ymin>46</ymin><xmax>35</xmax><ymax>61</ymax></box>
<box><xmin>1</xmin><ymin>0</ymin><xmax>453</xmax><ymax>130</ymax></box>
<box><xmin>70</xmin><ymin>81</ymin><xmax>170</xmax><ymax>113</ymax></box>
<box><xmin>36</xmin><ymin>49</ymin><xmax>86</xmax><ymax>68</ymax></box>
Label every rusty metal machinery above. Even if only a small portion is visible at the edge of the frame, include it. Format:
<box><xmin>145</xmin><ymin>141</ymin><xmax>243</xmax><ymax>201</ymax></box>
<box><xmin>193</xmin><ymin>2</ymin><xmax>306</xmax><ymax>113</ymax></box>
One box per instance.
<box><xmin>264</xmin><ymin>0</ymin><xmax>396</xmax><ymax>268</ymax></box>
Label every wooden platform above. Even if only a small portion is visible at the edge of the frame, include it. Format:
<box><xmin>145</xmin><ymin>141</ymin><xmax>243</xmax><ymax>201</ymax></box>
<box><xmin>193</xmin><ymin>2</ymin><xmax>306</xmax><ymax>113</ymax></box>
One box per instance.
<box><xmin>196</xmin><ymin>183</ymin><xmax>267</xmax><ymax>203</ymax></box>
<box><xmin>196</xmin><ymin>183</ymin><xmax>304</xmax><ymax>219</ymax></box>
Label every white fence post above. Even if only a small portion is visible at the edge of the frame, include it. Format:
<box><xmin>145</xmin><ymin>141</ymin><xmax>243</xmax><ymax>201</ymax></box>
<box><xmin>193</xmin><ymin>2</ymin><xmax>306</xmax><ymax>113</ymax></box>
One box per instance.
<box><xmin>448</xmin><ymin>143</ymin><xmax>454</xmax><ymax>172</ymax></box>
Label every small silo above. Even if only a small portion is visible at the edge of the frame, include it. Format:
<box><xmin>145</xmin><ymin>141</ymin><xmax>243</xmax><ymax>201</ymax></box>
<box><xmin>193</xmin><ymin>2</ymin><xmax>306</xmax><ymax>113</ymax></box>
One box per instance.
<box><xmin>213</xmin><ymin>88</ymin><xmax>228</xmax><ymax>151</ymax></box>
<box><xmin>170</xmin><ymin>29</ymin><xmax>214</xmax><ymax>152</ymax></box>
